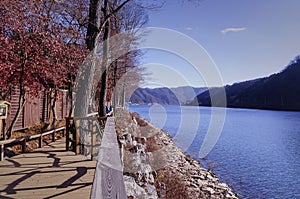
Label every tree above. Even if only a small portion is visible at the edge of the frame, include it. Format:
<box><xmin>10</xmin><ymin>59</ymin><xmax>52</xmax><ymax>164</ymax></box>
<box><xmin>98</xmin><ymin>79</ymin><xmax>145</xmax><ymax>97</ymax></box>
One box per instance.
<box><xmin>106</xmin><ymin>0</ymin><xmax>149</xmax><ymax>107</ymax></box>
<box><xmin>70</xmin><ymin>0</ymin><xmax>154</xmax><ymax>156</ymax></box>
<box><xmin>73</xmin><ymin>0</ymin><xmax>131</xmax><ymax>119</ymax></box>
<box><xmin>0</xmin><ymin>0</ymin><xmax>154</xmax><ymax>139</ymax></box>
<box><xmin>94</xmin><ymin>0</ymin><xmax>152</xmax><ymax>115</ymax></box>
<box><xmin>0</xmin><ymin>0</ymin><xmax>87</xmax><ymax>136</ymax></box>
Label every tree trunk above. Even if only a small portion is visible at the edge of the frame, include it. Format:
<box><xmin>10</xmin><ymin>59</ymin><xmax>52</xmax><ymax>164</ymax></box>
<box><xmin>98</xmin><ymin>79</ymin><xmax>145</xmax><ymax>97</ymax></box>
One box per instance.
<box><xmin>67</xmin><ymin>78</ymin><xmax>73</xmax><ymax>118</ymax></box>
<box><xmin>50</xmin><ymin>89</ymin><xmax>58</xmax><ymax>128</ymax></box>
<box><xmin>98</xmin><ymin>70</ymin><xmax>107</xmax><ymax>116</ymax></box>
<box><xmin>98</xmin><ymin>0</ymin><xmax>109</xmax><ymax>116</ymax></box>
<box><xmin>86</xmin><ymin>0</ymin><xmax>102</xmax><ymax>51</ymax></box>
<box><xmin>72</xmin><ymin>0</ymin><xmax>103</xmax><ymax>155</ymax></box>
<box><xmin>41</xmin><ymin>90</ymin><xmax>47</xmax><ymax>122</ymax></box>
<box><xmin>74</xmin><ymin>0</ymin><xmax>102</xmax><ymax>118</ymax></box>
<box><xmin>7</xmin><ymin>58</ymin><xmax>26</xmax><ymax>138</ymax></box>
<box><xmin>112</xmin><ymin>61</ymin><xmax>118</xmax><ymax>111</ymax></box>
<box><xmin>7</xmin><ymin>92</ymin><xmax>26</xmax><ymax>138</ymax></box>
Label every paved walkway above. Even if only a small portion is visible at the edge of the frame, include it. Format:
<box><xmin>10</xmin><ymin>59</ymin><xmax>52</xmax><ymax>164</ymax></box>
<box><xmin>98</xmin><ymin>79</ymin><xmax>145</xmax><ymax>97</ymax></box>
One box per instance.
<box><xmin>0</xmin><ymin>138</ymin><xmax>96</xmax><ymax>199</ymax></box>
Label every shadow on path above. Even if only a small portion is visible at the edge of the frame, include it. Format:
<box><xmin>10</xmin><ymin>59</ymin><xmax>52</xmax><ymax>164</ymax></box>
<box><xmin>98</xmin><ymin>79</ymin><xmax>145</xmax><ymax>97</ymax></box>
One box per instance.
<box><xmin>58</xmin><ymin>167</ymin><xmax>87</xmax><ymax>188</ymax></box>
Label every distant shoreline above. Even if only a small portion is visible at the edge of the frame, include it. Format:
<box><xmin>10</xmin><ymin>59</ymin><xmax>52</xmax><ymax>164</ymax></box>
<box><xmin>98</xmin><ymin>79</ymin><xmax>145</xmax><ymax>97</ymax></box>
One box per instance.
<box><xmin>129</xmin><ymin>103</ymin><xmax>300</xmax><ymax>112</ymax></box>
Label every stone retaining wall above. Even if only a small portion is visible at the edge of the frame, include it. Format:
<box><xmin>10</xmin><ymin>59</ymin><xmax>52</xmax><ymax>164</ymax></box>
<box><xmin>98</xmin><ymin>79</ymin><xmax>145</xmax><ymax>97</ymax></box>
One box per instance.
<box><xmin>115</xmin><ymin>109</ymin><xmax>238</xmax><ymax>199</ymax></box>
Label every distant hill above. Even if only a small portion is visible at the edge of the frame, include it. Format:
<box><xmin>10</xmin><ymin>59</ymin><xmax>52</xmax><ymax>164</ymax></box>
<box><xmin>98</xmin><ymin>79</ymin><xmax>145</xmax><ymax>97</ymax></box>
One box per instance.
<box><xmin>190</xmin><ymin>56</ymin><xmax>300</xmax><ymax>111</ymax></box>
<box><xmin>129</xmin><ymin>86</ymin><xmax>207</xmax><ymax>105</ymax></box>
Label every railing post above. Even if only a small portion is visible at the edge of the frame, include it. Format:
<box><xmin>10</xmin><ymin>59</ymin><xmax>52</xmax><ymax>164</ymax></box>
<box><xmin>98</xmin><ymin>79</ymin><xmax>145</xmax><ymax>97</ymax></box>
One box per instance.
<box><xmin>21</xmin><ymin>139</ymin><xmax>26</xmax><ymax>153</ymax></box>
<box><xmin>52</xmin><ymin>130</ymin><xmax>55</xmax><ymax>142</ymax></box>
<box><xmin>66</xmin><ymin>118</ymin><xmax>70</xmax><ymax>151</ymax></box>
<box><xmin>39</xmin><ymin>135</ymin><xmax>42</xmax><ymax>148</ymax></box>
<box><xmin>74</xmin><ymin>119</ymin><xmax>80</xmax><ymax>154</ymax></box>
<box><xmin>0</xmin><ymin>144</ymin><xmax>3</xmax><ymax>161</ymax></box>
<box><xmin>91</xmin><ymin>120</ymin><xmax>97</xmax><ymax>160</ymax></box>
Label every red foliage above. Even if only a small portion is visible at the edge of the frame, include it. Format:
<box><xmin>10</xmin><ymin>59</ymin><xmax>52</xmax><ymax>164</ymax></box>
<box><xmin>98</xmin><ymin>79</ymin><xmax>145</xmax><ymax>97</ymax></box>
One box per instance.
<box><xmin>0</xmin><ymin>0</ymin><xmax>88</xmax><ymax>99</ymax></box>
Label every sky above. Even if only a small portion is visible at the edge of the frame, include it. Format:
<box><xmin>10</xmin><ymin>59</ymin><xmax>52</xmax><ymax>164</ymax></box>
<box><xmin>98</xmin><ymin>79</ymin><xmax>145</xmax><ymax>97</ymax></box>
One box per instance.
<box><xmin>139</xmin><ymin>0</ymin><xmax>300</xmax><ymax>88</ymax></box>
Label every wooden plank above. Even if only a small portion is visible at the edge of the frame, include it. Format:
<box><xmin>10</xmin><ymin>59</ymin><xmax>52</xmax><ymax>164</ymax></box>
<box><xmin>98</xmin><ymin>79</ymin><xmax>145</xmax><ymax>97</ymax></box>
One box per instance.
<box><xmin>0</xmin><ymin>137</ymin><xmax>25</xmax><ymax>145</ymax></box>
<box><xmin>40</xmin><ymin>127</ymin><xmax>65</xmax><ymax>137</ymax></box>
<box><xmin>90</xmin><ymin>117</ymin><xmax>126</xmax><ymax>199</ymax></box>
<box><xmin>29</xmin><ymin>134</ymin><xmax>42</xmax><ymax>139</ymax></box>
<box><xmin>0</xmin><ymin>138</ymin><xmax>96</xmax><ymax>198</ymax></box>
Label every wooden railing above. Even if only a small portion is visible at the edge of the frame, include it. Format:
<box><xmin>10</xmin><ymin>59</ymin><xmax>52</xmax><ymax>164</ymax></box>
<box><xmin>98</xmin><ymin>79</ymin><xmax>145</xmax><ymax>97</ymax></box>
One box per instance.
<box><xmin>90</xmin><ymin>117</ymin><xmax>126</xmax><ymax>198</ymax></box>
<box><xmin>65</xmin><ymin>113</ymin><xmax>107</xmax><ymax>160</ymax></box>
<box><xmin>0</xmin><ymin>126</ymin><xmax>66</xmax><ymax>161</ymax></box>
<box><xmin>66</xmin><ymin>114</ymin><xmax>126</xmax><ymax>198</ymax></box>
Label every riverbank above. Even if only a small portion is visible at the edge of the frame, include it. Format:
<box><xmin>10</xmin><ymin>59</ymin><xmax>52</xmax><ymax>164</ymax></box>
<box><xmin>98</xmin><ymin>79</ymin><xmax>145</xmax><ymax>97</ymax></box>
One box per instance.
<box><xmin>115</xmin><ymin>109</ymin><xmax>238</xmax><ymax>199</ymax></box>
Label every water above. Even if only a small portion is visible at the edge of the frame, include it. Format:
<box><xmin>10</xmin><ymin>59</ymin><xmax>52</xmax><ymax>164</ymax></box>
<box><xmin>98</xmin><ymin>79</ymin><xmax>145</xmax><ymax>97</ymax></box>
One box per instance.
<box><xmin>129</xmin><ymin>105</ymin><xmax>300</xmax><ymax>199</ymax></box>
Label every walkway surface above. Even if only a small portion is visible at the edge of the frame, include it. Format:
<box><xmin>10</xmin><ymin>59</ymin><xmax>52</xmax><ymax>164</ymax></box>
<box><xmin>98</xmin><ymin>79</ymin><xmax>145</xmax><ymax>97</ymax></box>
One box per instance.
<box><xmin>0</xmin><ymin>138</ymin><xmax>96</xmax><ymax>199</ymax></box>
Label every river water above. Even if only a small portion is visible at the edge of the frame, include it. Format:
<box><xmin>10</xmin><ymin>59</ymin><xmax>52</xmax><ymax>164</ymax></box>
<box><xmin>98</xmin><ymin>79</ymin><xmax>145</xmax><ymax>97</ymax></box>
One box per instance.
<box><xmin>129</xmin><ymin>105</ymin><xmax>300</xmax><ymax>199</ymax></box>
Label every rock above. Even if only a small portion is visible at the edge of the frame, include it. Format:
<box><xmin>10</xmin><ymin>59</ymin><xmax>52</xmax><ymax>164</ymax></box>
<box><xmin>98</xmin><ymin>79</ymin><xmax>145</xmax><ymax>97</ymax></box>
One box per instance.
<box><xmin>197</xmin><ymin>179</ymin><xmax>207</xmax><ymax>187</ymax></box>
<box><xmin>144</xmin><ymin>184</ymin><xmax>158</xmax><ymax>199</ymax></box>
<box><xmin>118</xmin><ymin>134</ymin><xmax>126</xmax><ymax>145</ymax></box>
<box><xmin>148</xmin><ymin>173</ymin><xmax>155</xmax><ymax>184</ymax></box>
<box><xmin>136</xmin><ymin>143</ymin><xmax>146</xmax><ymax>154</ymax></box>
<box><xmin>130</xmin><ymin>145</ymin><xmax>138</xmax><ymax>153</ymax></box>
<box><xmin>132</xmin><ymin>140</ymin><xmax>137</xmax><ymax>146</ymax></box>
<box><xmin>136</xmin><ymin>163</ymin><xmax>154</xmax><ymax>185</ymax></box>
<box><xmin>124</xmin><ymin>175</ymin><xmax>147</xmax><ymax>198</ymax></box>
<box><xmin>152</xmin><ymin>170</ymin><xmax>157</xmax><ymax>178</ymax></box>
<box><xmin>132</xmin><ymin>117</ymin><xmax>138</xmax><ymax>126</ymax></box>
<box><xmin>190</xmin><ymin>182</ymin><xmax>198</xmax><ymax>188</ymax></box>
<box><xmin>218</xmin><ymin>182</ymin><xmax>229</xmax><ymax>189</ymax></box>
<box><xmin>189</xmin><ymin>170</ymin><xmax>198</xmax><ymax>175</ymax></box>
<box><xmin>140</xmin><ymin>137</ymin><xmax>147</xmax><ymax>144</ymax></box>
<box><xmin>122</xmin><ymin>133</ymin><xmax>133</xmax><ymax>148</ymax></box>
<box><xmin>206</xmin><ymin>173</ymin><xmax>218</xmax><ymax>182</ymax></box>
<box><xmin>204</xmin><ymin>187</ymin><xmax>215</xmax><ymax>195</ymax></box>
<box><xmin>191</xmin><ymin>175</ymin><xmax>202</xmax><ymax>179</ymax></box>
<box><xmin>226</xmin><ymin>193</ymin><xmax>238</xmax><ymax>199</ymax></box>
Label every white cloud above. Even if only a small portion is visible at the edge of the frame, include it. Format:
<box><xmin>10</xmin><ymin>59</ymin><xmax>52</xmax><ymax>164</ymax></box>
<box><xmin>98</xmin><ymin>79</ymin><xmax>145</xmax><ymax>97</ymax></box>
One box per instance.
<box><xmin>221</xmin><ymin>27</ymin><xmax>246</xmax><ymax>34</ymax></box>
<box><xmin>186</xmin><ymin>27</ymin><xmax>193</xmax><ymax>31</ymax></box>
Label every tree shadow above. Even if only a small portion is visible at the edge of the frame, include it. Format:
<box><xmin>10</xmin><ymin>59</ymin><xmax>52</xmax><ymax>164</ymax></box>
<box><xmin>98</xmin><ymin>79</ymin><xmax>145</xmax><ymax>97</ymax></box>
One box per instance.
<box><xmin>47</xmin><ymin>154</ymin><xmax>60</xmax><ymax>167</ymax></box>
<box><xmin>44</xmin><ymin>184</ymin><xmax>91</xmax><ymax>199</ymax></box>
<box><xmin>0</xmin><ymin>194</ymin><xmax>14</xmax><ymax>199</ymax></box>
<box><xmin>58</xmin><ymin>167</ymin><xmax>87</xmax><ymax>188</ymax></box>
<box><xmin>3</xmin><ymin>171</ymin><xmax>40</xmax><ymax>194</ymax></box>
<box><xmin>5</xmin><ymin>159</ymin><xmax>21</xmax><ymax>167</ymax></box>
<box><xmin>1</xmin><ymin>166</ymin><xmax>93</xmax><ymax>197</ymax></box>
<box><xmin>0</xmin><ymin>139</ymin><xmax>95</xmax><ymax>198</ymax></box>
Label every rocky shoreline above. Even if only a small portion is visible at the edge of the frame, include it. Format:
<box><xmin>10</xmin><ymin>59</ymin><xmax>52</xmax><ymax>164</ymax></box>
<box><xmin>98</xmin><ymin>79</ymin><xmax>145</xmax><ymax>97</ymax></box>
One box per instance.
<box><xmin>115</xmin><ymin>109</ymin><xmax>238</xmax><ymax>199</ymax></box>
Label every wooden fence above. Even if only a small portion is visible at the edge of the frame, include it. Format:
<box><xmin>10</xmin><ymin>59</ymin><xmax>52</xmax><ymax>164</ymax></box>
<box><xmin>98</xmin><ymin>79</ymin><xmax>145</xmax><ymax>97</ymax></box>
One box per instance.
<box><xmin>0</xmin><ymin>126</ymin><xmax>65</xmax><ymax>161</ymax></box>
<box><xmin>0</xmin><ymin>89</ymin><xmax>70</xmax><ymax>140</ymax></box>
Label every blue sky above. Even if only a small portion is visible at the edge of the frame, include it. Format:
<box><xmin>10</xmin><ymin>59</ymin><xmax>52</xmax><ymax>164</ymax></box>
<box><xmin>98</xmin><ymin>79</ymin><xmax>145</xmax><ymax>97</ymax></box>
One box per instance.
<box><xmin>140</xmin><ymin>0</ymin><xmax>300</xmax><ymax>88</ymax></box>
